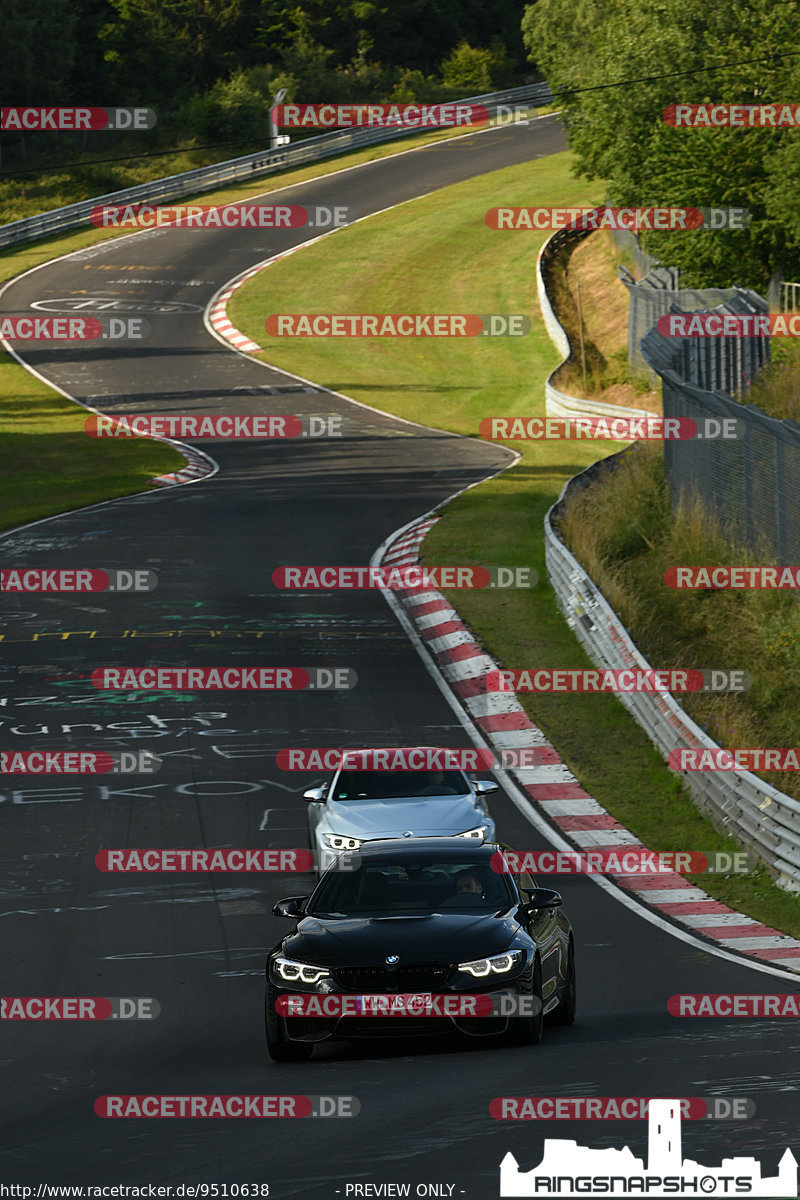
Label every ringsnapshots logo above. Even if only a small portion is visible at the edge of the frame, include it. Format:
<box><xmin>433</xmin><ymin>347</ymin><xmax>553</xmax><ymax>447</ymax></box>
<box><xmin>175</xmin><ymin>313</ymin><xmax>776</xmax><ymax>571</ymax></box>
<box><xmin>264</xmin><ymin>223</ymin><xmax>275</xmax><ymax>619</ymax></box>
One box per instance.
<box><xmin>91</xmin><ymin>667</ymin><xmax>356</xmax><ymax>691</ymax></box>
<box><xmin>1</xmin><ymin>107</ymin><xmax>156</xmax><ymax>131</ymax></box>
<box><xmin>1</xmin><ymin>750</ymin><xmax>161</xmax><ymax>775</ymax></box>
<box><xmin>94</xmin><ymin>1095</ymin><xmax>359</xmax><ymax>1118</ymax></box>
<box><xmin>491</xmin><ymin>1096</ymin><xmax>755</xmax><ymax>1121</ymax></box>
<box><xmin>264</xmin><ymin>314</ymin><xmax>530</xmax><ymax>337</ymax></box>
<box><xmin>90</xmin><ymin>204</ymin><xmax>348</xmax><ymax>230</ymax></box>
<box><xmin>665</xmin><ymin>103</ymin><xmax>800</xmax><ymax>127</ymax></box>
<box><xmin>485</xmin><ymin>206</ymin><xmax>750</xmax><ymax>231</ymax></box>
<box><xmin>84</xmin><ymin>414</ymin><xmax>347</xmax><ymax>439</ymax></box>
<box><xmin>273</xmin><ymin>102</ymin><xmax>488</xmax><ymax>128</ymax></box>
<box><xmin>499</xmin><ymin>1098</ymin><xmax>796</xmax><ymax>1197</ymax></box>
<box><xmin>0</xmin><ymin>315</ymin><xmax>150</xmax><ymax>343</ymax></box>
<box><xmin>1</xmin><ymin>568</ymin><xmax>157</xmax><ymax>592</ymax></box>
<box><xmin>2</xmin><ymin>996</ymin><xmax>160</xmax><ymax>1019</ymax></box>
<box><xmin>479</xmin><ymin>416</ymin><xmax>741</xmax><ymax>441</ymax></box>
<box><xmin>272</xmin><ymin>565</ymin><xmax>537</xmax><ymax>589</ymax></box>
<box><xmin>486</xmin><ymin>668</ymin><xmax>751</xmax><ymax>693</ymax></box>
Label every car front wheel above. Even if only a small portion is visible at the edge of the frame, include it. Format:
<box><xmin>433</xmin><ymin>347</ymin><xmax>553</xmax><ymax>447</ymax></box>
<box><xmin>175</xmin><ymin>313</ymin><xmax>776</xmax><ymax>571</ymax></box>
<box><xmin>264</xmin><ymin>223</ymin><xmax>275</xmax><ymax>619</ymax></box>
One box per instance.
<box><xmin>551</xmin><ymin>940</ymin><xmax>576</xmax><ymax>1026</ymax></box>
<box><xmin>511</xmin><ymin>955</ymin><xmax>544</xmax><ymax>1045</ymax></box>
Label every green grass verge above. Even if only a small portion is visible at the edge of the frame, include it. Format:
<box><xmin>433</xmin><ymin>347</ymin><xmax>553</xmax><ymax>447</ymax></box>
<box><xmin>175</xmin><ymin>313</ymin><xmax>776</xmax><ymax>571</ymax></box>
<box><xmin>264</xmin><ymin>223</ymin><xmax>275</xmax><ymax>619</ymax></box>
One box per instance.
<box><xmin>229</xmin><ymin>152</ymin><xmax>603</xmax><ymax>435</ymax></box>
<box><xmin>0</xmin><ymin>354</ymin><xmax>185</xmax><ymax>533</ymax></box>
<box><xmin>228</xmin><ymin>147</ymin><xmax>800</xmax><ymax>938</ymax></box>
<box><xmin>560</xmin><ymin>441</ymin><xmax>800</xmax><ymax>797</ymax></box>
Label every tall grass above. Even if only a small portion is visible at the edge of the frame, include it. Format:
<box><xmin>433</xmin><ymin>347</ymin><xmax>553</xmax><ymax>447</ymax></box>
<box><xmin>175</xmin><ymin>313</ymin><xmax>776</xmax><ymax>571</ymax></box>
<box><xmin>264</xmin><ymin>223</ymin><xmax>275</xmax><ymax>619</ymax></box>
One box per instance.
<box><xmin>560</xmin><ymin>441</ymin><xmax>800</xmax><ymax>801</ymax></box>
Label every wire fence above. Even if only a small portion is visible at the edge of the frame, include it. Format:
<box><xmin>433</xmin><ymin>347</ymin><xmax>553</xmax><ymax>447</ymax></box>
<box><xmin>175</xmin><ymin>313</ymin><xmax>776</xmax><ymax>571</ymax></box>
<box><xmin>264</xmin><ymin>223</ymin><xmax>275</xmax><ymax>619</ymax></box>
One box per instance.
<box><xmin>638</xmin><ymin>291</ymin><xmax>800</xmax><ymax>563</ymax></box>
<box><xmin>618</xmin><ymin>266</ymin><xmax>742</xmax><ymax>383</ymax></box>
<box><xmin>606</xmin><ymin>226</ymin><xmax>660</xmax><ymax>280</ymax></box>
<box><xmin>540</xmin><ymin>223</ymin><xmax>800</xmax><ymax>888</ymax></box>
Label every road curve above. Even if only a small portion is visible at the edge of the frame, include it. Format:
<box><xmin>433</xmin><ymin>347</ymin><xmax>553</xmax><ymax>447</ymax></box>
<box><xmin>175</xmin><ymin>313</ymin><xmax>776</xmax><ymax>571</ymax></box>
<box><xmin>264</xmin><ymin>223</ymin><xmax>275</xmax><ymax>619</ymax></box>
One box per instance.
<box><xmin>1</xmin><ymin>117</ymin><xmax>799</xmax><ymax>1197</ymax></box>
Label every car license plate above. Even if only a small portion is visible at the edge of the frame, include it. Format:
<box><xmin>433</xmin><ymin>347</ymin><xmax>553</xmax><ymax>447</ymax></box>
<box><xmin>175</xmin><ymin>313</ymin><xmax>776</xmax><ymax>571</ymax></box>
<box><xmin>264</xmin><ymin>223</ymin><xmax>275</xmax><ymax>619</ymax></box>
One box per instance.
<box><xmin>355</xmin><ymin>992</ymin><xmax>433</xmax><ymax>1014</ymax></box>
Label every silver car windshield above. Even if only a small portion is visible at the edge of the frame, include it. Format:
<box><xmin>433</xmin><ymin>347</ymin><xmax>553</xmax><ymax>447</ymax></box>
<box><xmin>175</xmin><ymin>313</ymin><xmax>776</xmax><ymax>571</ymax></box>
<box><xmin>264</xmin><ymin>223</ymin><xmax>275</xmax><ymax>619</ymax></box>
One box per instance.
<box><xmin>311</xmin><ymin>859</ymin><xmax>514</xmax><ymax>917</ymax></box>
<box><xmin>331</xmin><ymin>769</ymin><xmax>469</xmax><ymax>800</ymax></box>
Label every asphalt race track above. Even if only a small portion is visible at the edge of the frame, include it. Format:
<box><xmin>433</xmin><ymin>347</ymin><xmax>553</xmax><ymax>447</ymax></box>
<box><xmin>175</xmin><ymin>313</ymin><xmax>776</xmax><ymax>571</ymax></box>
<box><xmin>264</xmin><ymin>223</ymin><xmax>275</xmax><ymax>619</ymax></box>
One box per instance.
<box><xmin>2</xmin><ymin>116</ymin><xmax>799</xmax><ymax>1197</ymax></box>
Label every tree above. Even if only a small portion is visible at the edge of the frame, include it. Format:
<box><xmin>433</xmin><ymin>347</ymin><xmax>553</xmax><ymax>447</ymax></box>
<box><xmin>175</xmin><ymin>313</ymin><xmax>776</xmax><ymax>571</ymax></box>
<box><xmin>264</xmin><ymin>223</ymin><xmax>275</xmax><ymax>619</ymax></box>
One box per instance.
<box><xmin>521</xmin><ymin>0</ymin><xmax>800</xmax><ymax>288</ymax></box>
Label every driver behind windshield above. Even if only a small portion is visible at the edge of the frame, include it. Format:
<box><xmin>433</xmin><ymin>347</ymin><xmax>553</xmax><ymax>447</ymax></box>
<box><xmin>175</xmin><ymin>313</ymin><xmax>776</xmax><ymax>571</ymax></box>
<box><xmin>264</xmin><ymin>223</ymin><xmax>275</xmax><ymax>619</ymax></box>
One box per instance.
<box><xmin>312</xmin><ymin>859</ymin><xmax>510</xmax><ymax>915</ymax></box>
<box><xmin>417</xmin><ymin>769</ymin><xmax>462</xmax><ymax>795</ymax></box>
<box><xmin>454</xmin><ymin>870</ymin><xmax>484</xmax><ymax>896</ymax></box>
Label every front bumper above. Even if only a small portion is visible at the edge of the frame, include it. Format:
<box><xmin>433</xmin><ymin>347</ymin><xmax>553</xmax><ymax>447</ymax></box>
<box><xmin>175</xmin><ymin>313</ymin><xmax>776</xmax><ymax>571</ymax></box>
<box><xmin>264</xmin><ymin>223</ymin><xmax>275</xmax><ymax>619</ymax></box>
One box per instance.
<box><xmin>267</xmin><ymin>973</ymin><xmax>533</xmax><ymax>1043</ymax></box>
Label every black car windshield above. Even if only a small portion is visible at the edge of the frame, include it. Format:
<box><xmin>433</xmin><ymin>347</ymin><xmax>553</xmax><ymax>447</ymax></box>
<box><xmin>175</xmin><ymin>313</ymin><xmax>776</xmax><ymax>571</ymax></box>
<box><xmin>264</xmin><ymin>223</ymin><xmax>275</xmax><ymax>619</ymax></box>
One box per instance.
<box><xmin>310</xmin><ymin>858</ymin><xmax>515</xmax><ymax>917</ymax></box>
<box><xmin>331</xmin><ymin>769</ymin><xmax>469</xmax><ymax>800</ymax></box>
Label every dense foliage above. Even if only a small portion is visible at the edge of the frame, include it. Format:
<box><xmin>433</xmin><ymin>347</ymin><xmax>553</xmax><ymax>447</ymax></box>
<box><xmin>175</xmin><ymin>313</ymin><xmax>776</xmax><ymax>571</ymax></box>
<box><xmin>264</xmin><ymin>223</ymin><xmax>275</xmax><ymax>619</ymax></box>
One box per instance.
<box><xmin>522</xmin><ymin>0</ymin><xmax>800</xmax><ymax>288</ymax></box>
<box><xmin>0</xmin><ymin>0</ymin><xmax>529</xmax><ymax>170</ymax></box>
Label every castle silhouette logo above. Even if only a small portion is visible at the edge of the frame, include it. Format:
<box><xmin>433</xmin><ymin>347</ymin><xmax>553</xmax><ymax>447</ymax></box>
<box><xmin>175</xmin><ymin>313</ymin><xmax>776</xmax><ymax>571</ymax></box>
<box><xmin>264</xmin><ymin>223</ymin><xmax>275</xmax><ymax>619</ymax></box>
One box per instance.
<box><xmin>500</xmin><ymin>1098</ymin><xmax>797</xmax><ymax>1196</ymax></box>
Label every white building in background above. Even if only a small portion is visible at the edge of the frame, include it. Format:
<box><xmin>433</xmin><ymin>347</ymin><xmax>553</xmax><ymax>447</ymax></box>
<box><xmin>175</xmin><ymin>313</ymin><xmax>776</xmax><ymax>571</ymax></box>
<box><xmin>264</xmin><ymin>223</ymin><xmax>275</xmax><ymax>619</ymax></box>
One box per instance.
<box><xmin>500</xmin><ymin>1098</ymin><xmax>797</xmax><ymax>1197</ymax></box>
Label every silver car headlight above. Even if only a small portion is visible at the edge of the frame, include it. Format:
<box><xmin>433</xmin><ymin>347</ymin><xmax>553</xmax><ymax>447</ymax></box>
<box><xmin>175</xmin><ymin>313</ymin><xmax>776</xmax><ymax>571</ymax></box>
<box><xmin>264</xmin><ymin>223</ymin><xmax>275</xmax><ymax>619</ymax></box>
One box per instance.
<box><xmin>458</xmin><ymin>950</ymin><xmax>524</xmax><ymax>978</ymax></box>
<box><xmin>273</xmin><ymin>956</ymin><xmax>331</xmax><ymax>984</ymax></box>
<box><xmin>322</xmin><ymin>833</ymin><xmax>363</xmax><ymax>851</ymax></box>
<box><xmin>456</xmin><ymin>825</ymin><xmax>488</xmax><ymax>840</ymax></box>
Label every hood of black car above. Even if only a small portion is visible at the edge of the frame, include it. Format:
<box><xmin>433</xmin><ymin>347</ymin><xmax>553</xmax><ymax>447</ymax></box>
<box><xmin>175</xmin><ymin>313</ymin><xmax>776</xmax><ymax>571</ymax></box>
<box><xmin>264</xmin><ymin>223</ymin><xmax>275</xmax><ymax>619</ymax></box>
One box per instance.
<box><xmin>282</xmin><ymin>911</ymin><xmax>518</xmax><ymax>966</ymax></box>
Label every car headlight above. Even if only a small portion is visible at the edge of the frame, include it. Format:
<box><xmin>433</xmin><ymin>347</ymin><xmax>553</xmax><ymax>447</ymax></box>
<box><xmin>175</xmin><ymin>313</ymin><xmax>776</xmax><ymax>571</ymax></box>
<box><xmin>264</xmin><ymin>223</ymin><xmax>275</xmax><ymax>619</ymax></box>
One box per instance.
<box><xmin>322</xmin><ymin>833</ymin><xmax>363</xmax><ymax>851</ymax></box>
<box><xmin>273</xmin><ymin>956</ymin><xmax>331</xmax><ymax>984</ymax></box>
<box><xmin>456</xmin><ymin>826</ymin><xmax>488</xmax><ymax>840</ymax></box>
<box><xmin>458</xmin><ymin>950</ymin><xmax>524</xmax><ymax>978</ymax></box>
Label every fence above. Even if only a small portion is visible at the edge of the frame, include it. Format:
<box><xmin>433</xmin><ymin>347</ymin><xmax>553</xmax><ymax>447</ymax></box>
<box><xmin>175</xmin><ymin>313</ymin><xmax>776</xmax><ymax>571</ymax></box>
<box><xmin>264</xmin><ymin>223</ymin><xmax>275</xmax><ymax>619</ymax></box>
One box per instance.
<box><xmin>545</xmin><ymin>462</ymin><xmax>800</xmax><ymax>891</ymax></box>
<box><xmin>606</xmin><ymin>226</ymin><xmax>660</xmax><ymax>280</ymax></box>
<box><xmin>638</xmin><ymin>292</ymin><xmax>800</xmax><ymax>563</ymax></box>
<box><xmin>540</xmin><ymin>224</ymin><xmax>800</xmax><ymax>889</ymax></box>
<box><xmin>783</xmin><ymin>282</ymin><xmax>800</xmax><ymax>311</ymax></box>
<box><xmin>0</xmin><ymin>83</ymin><xmax>552</xmax><ymax>250</ymax></box>
<box><xmin>618</xmin><ymin>265</ymin><xmax>743</xmax><ymax>383</ymax></box>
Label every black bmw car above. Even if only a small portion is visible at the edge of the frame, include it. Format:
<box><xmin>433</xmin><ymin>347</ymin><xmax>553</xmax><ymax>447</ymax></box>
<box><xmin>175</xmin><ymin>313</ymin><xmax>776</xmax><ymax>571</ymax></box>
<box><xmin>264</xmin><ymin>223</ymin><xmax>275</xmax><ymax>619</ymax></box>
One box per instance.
<box><xmin>265</xmin><ymin>839</ymin><xmax>576</xmax><ymax>1060</ymax></box>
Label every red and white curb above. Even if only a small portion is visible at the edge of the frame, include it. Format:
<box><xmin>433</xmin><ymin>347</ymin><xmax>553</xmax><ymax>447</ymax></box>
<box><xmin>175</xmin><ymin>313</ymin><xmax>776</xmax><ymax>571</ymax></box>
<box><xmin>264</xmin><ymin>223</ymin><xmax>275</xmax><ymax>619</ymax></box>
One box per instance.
<box><xmin>377</xmin><ymin>516</ymin><xmax>800</xmax><ymax>975</ymax></box>
<box><xmin>206</xmin><ymin>241</ymin><xmax>327</xmax><ymax>354</ymax></box>
<box><xmin>149</xmin><ymin>444</ymin><xmax>215</xmax><ymax>487</ymax></box>
<box><xmin>207</xmin><ymin>265</ymin><xmax>264</xmax><ymax>353</ymax></box>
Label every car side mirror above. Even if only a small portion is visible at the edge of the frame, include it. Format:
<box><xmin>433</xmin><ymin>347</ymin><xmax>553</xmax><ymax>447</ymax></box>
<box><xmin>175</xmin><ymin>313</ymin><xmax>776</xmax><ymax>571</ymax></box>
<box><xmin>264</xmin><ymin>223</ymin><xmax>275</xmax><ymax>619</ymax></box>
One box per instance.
<box><xmin>522</xmin><ymin>887</ymin><xmax>563</xmax><ymax>913</ymax></box>
<box><xmin>303</xmin><ymin>786</ymin><xmax>326</xmax><ymax>802</ymax></box>
<box><xmin>272</xmin><ymin>895</ymin><xmax>309</xmax><ymax>918</ymax></box>
<box><xmin>473</xmin><ymin>779</ymin><xmax>498</xmax><ymax>794</ymax></box>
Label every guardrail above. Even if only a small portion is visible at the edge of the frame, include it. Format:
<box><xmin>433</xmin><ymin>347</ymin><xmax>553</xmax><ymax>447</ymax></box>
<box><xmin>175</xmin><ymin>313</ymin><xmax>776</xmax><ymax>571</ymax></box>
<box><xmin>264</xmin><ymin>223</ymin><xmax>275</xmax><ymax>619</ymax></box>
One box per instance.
<box><xmin>544</xmin><ymin>464</ymin><xmax>800</xmax><ymax>891</ymax></box>
<box><xmin>537</xmin><ymin>219</ymin><xmax>800</xmax><ymax>890</ymax></box>
<box><xmin>0</xmin><ymin>83</ymin><xmax>552</xmax><ymax>250</ymax></box>
<box><xmin>536</xmin><ymin>220</ymin><xmax>660</xmax><ymax>424</ymax></box>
